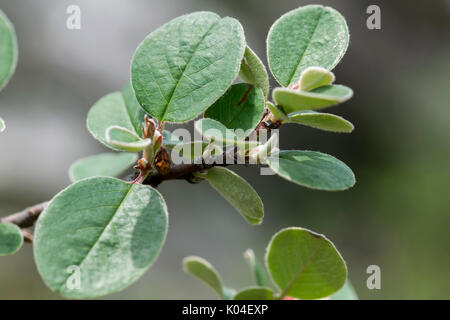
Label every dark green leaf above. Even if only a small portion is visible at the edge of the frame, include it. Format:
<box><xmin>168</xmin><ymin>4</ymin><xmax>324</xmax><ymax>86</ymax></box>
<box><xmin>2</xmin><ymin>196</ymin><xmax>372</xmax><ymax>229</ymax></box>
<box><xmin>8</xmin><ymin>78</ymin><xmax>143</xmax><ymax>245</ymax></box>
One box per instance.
<box><xmin>266</xmin><ymin>227</ymin><xmax>347</xmax><ymax>299</ymax></box>
<box><xmin>239</xmin><ymin>46</ymin><xmax>269</xmax><ymax>98</ymax></box>
<box><xmin>34</xmin><ymin>177</ymin><xmax>168</xmax><ymax>298</ymax></box>
<box><xmin>233</xmin><ymin>287</ymin><xmax>274</xmax><ymax>300</ymax></box>
<box><xmin>131</xmin><ymin>12</ymin><xmax>245</xmax><ymax>122</ymax></box>
<box><xmin>0</xmin><ymin>223</ymin><xmax>23</xmax><ymax>256</ymax></box>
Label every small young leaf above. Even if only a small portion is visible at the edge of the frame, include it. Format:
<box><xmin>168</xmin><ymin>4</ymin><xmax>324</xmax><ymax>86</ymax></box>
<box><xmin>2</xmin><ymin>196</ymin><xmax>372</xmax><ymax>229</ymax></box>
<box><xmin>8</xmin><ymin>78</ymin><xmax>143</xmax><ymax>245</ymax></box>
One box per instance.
<box><xmin>194</xmin><ymin>118</ymin><xmax>259</xmax><ymax>149</ymax></box>
<box><xmin>69</xmin><ymin>153</ymin><xmax>138</xmax><ymax>182</ymax></box>
<box><xmin>34</xmin><ymin>177</ymin><xmax>168</xmax><ymax>298</ymax></box>
<box><xmin>199</xmin><ymin>167</ymin><xmax>264</xmax><ymax>225</ymax></box>
<box><xmin>267</xmin><ymin>5</ymin><xmax>349</xmax><ymax>87</ymax></box>
<box><xmin>131</xmin><ymin>12</ymin><xmax>245</xmax><ymax>122</ymax></box>
<box><xmin>266</xmin><ymin>102</ymin><xmax>288</xmax><ymax>122</ymax></box>
<box><xmin>266</xmin><ymin>150</ymin><xmax>355</xmax><ymax>191</ymax></box>
<box><xmin>243</xmin><ymin>249</ymin><xmax>267</xmax><ymax>286</ymax></box>
<box><xmin>299</xmin><ymin>66</ymin><xmax>335</xmax><ymax>91</ymax></box>
<box><xmin>0</xmin><ymin>223</ymin><xmax>23</xmax><ymax>256</ymax></box>
<box><xmin>0</xmin><ymin>117</ymin><xmax>5</xmax><ymax>132</ymax></box>
<box><xmin>287</xmin><ymin>111</ymin><xmax>354</xmax><ymax>133</ymax></box>
<box><xmin>87</xmin><ymin>83</ymin><xmax>146</xmax><ymax>150</ymax></box>
<box><xmin>0</xmin><ymin>10</ymin><xmax>18</xmax><ymax>91</ymax></box>
<box><xmin>239</xmin><ymin>46</ymin><xmax>269</xmax><ymax>98</ymax></box>
<box><xmin>172</xmin><ymin>141</ymin><xmax>223</xmax><ymax>161</ymax></box>
<box><xmin>105</xmin><ymin>126</ymin><xmax>151</xmax><ymax>152</ymax></box>
<box><xmin>273</xmin><ymin>85</ymin><xmax>353</xmax><ymax>114</ymax></box>
<box><xmin>162</xmin><ymin>130</ymin><xmax>181</xmax><ymax>149</ymax></box>
<box><xmin>205</xmin><ymin>83</ymin><xmax>265</xmax><ymax>133</ymax></box>
<box><xmin>183</xmin><ymin>256</ymin><xmax>225</xmax><ymax>298</ymax></box>
<box><xmin>329</xmin><ymin>280</ymin><xmax>358</xmax><ymax>300</ymax></box>
<box><xmin>266</xmin><ymin>227</ymin><xmax>347</xmax><ymax>300</ymax></box>
<box><xmin>233</xmin><ymin>287</ymin><xmax>274</xmax><ymax>300</ymax></box>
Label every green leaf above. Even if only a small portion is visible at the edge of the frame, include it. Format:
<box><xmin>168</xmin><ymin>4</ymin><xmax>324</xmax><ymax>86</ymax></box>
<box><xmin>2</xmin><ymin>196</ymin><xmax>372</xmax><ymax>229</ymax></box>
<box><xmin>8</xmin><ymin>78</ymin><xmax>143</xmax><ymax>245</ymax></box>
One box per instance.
<box><xmin>233</xmin><ymin>287</ymin><xmax>274</xmax><ymax>300</ymax></box>
<box><xmin>266</xmin><ymin>227</ymin><xmax>347</xmax><ymax>300</ymax></box>
<box><xmin>162</xmin><ymin>130</ymin><xmax>181</xmax><ymax>148</ymax></box>
<box><xmin>131</xmin><ymin>12</ymin><xmax>245</xmax><ymax>123</ymax></box>
<box><xmin>198</xmin><ymin>167</ymin><xmax>264</xmax><ymax>225</ymax></box>
<box><xmin>266</xmin><ymin>150</ymin><xmax>355</xmax><ymax>191</ymax></box>
<box><xmin>0</xmin><ymin>223</ymin><xmax>23</xmax><ymax>256</ymax></box>
<box><xmin>223</xmin><ymin>287</ymin><xmax>237</xmax><ymax>300</ymax></box>
<box><xmin>267</xmin><ymin>5</ymin><xmax>349</xmax><ymax>87</ymax></box>
<box><xmin>243</xmin><ymin>249</ymin><xmax>267</xmax><ymax>286</ymax></box>
<box><xmin>34</xmin><ymin>177</ymin><xmax>168</xmax><ymax>298</ymax></box>
<box><xmin>239</xmin><ymin>46</ymin><xmax>269</xmax><ymax>98</ymax></box>
<box><xmin>287</xmin><ymin>111</ymin><xmax>354</xmax><ymax>133</ymax></box>
<box><xmin>194</xmin><ymin>118</ymin><xmax>259</xmax><ymax>149</ymax></box>
<box><xmin>183</xmin><ymin>256</ymin><xmax>225</xmax><ymax>298</ymax></box>
<box><xmin>87</xmin><ymin>83</ymin><xmax>146</xmax><ymax>150</ymax></box>
<box><xmin>205</xmin><ymin>83</ymin><xmax>265</xmax><ymax>133</ymax></box>
<box><xmin>172</xmin><ymin>141</ymin><xmax>223</xmax><ymax>161</ymax></box>
<box><xmin>266</xmin><ymin>102</ymin><xmax>288</xmax><ymax>122</ymax></box>
<box><xmin>329</xmin><ymin>280</ymin><xmax>358</xmax><ymax>300</ymax></box>
<box><xmin>273</xmin><ymin>85</ymin><xmax>353</xmax><ymax>114</ymax></box>
<box><xmin>0</xmin><ymin>10</ymin><xmax>18</xmax><ymax>91</ymax></box>
<box><xmin>299</xmin><ymin>66</ymin><xmax>335</xmax><ymax>91</ymax></box>
<box><xmin>69</xmin><ymin>153</ymin><xmax>138</xmax><ymax>182</ymax></box>
<box><xmin>0</xmin><ymin>117</ymin><xmax>5</xmax><ymax>133</ymax></box>
<box><xmin>105</xmin><ymin>125</ymin><xmax>151</xmax><ymax>152</ymax></box>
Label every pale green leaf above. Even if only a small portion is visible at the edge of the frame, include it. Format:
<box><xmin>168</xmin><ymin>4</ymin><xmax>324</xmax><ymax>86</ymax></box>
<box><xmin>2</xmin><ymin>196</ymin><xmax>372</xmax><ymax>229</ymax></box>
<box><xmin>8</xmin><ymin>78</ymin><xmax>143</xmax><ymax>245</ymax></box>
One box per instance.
<box><xmin>266</xmin><ymin>102</ymin><xmax>288</xmax><ymax>122</ymax></box>
<box><xmin>0</xmin><ymin>117</ymin><xmax>5</xmax><ymax>133</ymax></box>
<box><xmin>183</xmin><ymin>256</ymin><xmax>225</xmax><ymax>298</ymax></box>
<box><xmin>288</xmin><ymin>111</ymin><xmax>354</xmax><ymax>133</ymax></box>
<box><xmin>244</xmin><ymin>249</ymin><xmax>267</xmax><ymax>287</ymax></box>
<box><xmin>0</xmin><ymin>223</ymin><xmax>23</xmax><ymax>256</ymax></box>
<box><xmin>172</xmin><ymin>141</ymin><xmax>223</xmax><ymax>161</ymax></box>
<box><xmin>205</xmin><ymin>83</ymin><xmax>265</xmax><ymax>133</ymax></box>
<box><xmin>223</xmin><ymin>287</ymin><xmax>237</xmax><ymax>300</ymax></box>
<box><xmin>0</xmin><ymin>10</ymin><xmax>18</xmax><ymax>91</ymax></box>
<box><xmin>266</xmin><ymin>150</ymin><xmax>355</xmax><ymax>191</ymax></box>
<box><xmin>239</xmin><ymin>46</ymin><xmax>269</xmax><ymax>98</ymax></box>
<box><xmin>267</xmin><ymin>5</ymin><xmax>349</xmax><ymax>87</ymax></box>
<box><xmin>194</xmin><ymin>118</ymin><xmax>259</xmax><ymax>149</ymax></box>
<box><xmin>162</xmin><ymin>130</ymin><xmax>181</xmax><ymax>148</ymax></box>
<box><xmin>34</xmin><ymin>177</ymin><xmax>168</xmax><ymax>298</ymax></box>
<box><xmin>329</xmin><ymin>280</ymin><xmax>358</xmax><ymax>300</ymax></box>
<box><xmin>105</xmin><ymin>126</ymin><xmax>151</xmax><ymax>152</ymax></box>
<box><xmin>131</xmin><ymin>12</ymin><xmax>245</xmax><ymax>122</ymax></box>
<box><xmin>199</xmin><ymin>167</ymin><xmax>264</xmax><ymax>225</ymax></box>
<box><xmin>273</xmin><ymin>85</ymin><xmax>353</xmax><ymax>114</ymax></box>
<box><xmin>266</xmin><ymin>227</ymin><xmax>347</xmax><ymax>300</ymax></box>
<box><xmin>299</xmin><ymin>66</ymin><xmax>335</xmax><ymax>91</ymax></box>
<box><xmin>69</xmin><ymin>153</ymin><xmax>138</xmax><ymax>182</ymax></box>
<box><xmin>233</xmin><ymin>287</ymin><xmax>274</xmax><ymax>300</ymax></box>
<box><xmin>87</xmin><ymin>83</ymin><xmax>146</xmax><ymax>150</ymax></box>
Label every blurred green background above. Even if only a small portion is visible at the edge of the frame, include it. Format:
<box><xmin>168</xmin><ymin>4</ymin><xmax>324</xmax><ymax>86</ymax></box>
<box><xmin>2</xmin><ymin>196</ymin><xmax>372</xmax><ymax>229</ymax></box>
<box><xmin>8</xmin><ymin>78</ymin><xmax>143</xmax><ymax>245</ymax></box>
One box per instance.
<box><xmin>1</xmin><ymin>0</ymin><xmax>450</xmax><ymax>299</ymax></box>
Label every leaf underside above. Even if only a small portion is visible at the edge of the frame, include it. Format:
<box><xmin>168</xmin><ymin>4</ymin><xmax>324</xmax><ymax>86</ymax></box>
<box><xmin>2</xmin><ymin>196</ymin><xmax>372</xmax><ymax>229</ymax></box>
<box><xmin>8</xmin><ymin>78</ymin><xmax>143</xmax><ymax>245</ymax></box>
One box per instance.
<box><xmin>0</xmin><ymin>10</ymin><xmax>18</xmax><ymax>91</ymax></box>
<box><xmin>288</xmin><ymin>111</ymin><xmax>354</xmax><ymax>133</ymax></box>
<box><xmin>0</xmin><ymin>223</ymin><xmax>23</xmax><ymax>256</ymax></box>
<box><xmin>239</xmin><ymin>46</ymin><xmax>270</xmax><ymax>98</ymax></box>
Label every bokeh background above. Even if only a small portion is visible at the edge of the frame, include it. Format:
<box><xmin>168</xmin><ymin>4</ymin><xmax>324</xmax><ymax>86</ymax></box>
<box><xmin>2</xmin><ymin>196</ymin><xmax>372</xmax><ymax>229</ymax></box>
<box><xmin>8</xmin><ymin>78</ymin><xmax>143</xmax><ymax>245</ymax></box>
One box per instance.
<box><xmin>1</xmin><ymin>0</ymin><xmax>450</xmax><ymax>299</ymax></box>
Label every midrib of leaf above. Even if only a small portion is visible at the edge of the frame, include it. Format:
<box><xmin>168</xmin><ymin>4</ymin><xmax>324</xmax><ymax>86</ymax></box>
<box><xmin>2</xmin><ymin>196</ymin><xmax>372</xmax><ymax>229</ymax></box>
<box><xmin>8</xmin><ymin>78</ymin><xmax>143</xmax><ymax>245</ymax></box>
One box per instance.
<box><xmin>160</xmin><ymin>21</ymin><xmax>219</xmax><ymax>120</ymax></box>
<box><xmin>287</xmin><ymin>9</ymin><xmax>325</xmax><ymax>86</ymax></box>
<box><xmin>58</xmin><ymin>184</ymin><xmax>136</xmax><ymax>291</ymax></box>
<box><xmin>277</xmin><ymin>241</ymin><xmax>325</xmax><ymax>299</ymax></box>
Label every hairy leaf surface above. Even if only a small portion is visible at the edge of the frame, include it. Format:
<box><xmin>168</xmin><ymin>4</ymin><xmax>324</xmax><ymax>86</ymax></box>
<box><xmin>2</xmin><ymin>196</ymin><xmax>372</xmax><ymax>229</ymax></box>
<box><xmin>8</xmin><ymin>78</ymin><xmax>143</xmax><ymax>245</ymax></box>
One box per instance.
<box><xmin>239</xmin><ymin>46</ymin><xmax>269</xmax><ymax>98</ymax></box>
<box><xmin>0</xmin><ymin>10</ymin><xmax>18</xmax><ymax>90</ymax></box>
<box><xmin>0</xmin><ymin>223</ymin><xmax>23</xmax><ymax>256</ymax></box>
<box><xmin>288</xmin><ymin>111</ymin><xmax>354</xmax><ymax>133</ymax></box>
<box><xmin>183</xmin><ymin>256</ymin><xmax>225</xmax><ymax>298</ymax></box>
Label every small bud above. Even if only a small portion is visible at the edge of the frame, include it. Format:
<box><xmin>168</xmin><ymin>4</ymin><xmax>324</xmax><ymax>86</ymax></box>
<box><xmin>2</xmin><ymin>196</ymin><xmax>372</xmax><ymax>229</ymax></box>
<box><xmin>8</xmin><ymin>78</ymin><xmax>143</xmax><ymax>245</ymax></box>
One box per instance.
<box><xmin>154</xmin><ymin>147</ymin><xmax>171</xmax><ymax>175</ymax></box>
<box><xmin>153</xmin><ymin>130</ymin><xmax>163</xmax><ymax>152</ymax></box>
<box><xmin>143</xmin><ymin>115</ymin><xmax>156</xmax><ymax>139</ymax></box>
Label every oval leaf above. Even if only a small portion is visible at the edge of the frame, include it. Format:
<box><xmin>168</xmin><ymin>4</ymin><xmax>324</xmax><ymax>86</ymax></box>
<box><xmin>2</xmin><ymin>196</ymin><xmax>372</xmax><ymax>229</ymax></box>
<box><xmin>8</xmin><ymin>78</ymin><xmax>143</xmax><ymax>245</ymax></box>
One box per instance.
<box><xmin>288</xmin><ymin>111</ymin><xmax>354</xmax><ymax>133</ymax></box>
<box><xmin>266</xmin><ymin>150</ymin><xmax>355</xmax><ymax>191</ymax></box>
<box><xmin>267</xmin><ymin>102</ymin><xmax>288</xmax><ymax>122</ymax></box>
<box><xmin>69</xmin><ymin>153</ymin><xmax>138</xmax><ymax>182</ymax></box>
<box><xmin>0</xmin><ymin>223</ymin><xmax>23</xmax><ymax>256</ymax></box>
<box><xmin>267</xmin><ymin>5</ymin><xmax>349</xmax><ymax>87</ymax></box>
<box><xmin>87</xmin><ymin>83</ymin><xmax>146</xmax><ymax>150</ymax></box>
<box><xmin>266</xmin><ymin>227</ymin><xmax>347</xmax><ymax>300</ymax></box>
<box><xmin>205</xmin><ymin>83</ymin><xmax>265</xmax><ymax>133</ymax></box>
<box><xmin>239</xmin><ymin>46</ymin><xmax>269</xmax><ymax>98</ymax></box>
<box><xmin>0</xmin><ymin>10</ymin><xmax>18</xmax><ymax>91</ymax></box>
<box><xmin>329</xmin><ymin>280</ymin><xmax>358</xmax><ymax>300</ymax></box>
<box><xmin>243</xmin><ymin>249</ymin><xmax>267</xmax><ymax>287</ymax></box>
<box><xmin>0</xmin><ymin>117</ymin><xmax>5</xmax><ymax>133</ymax></box>
<box><xmin>199</xmin><ymin>167</ymin><xmax>264</xmax><ymax>225</ymax></box>
<box><xmin>34</xmin><ymin>177</ymin><xmax>168</xmax><ymax>298</ymax></box>
<box><xmin>273</xmin><ymin>85</ymin><xmax>353</xmax><ymax>114</ymax></box>
<box><xmin>106</xmin><ymin>125</ymin><xmax>151</xmax><ymax>152</ymax></box>
<box><xmin>233</xmin><ymin>287</ymin><xmax>274</xmax><ymax>300</ymax></box>
<box><xmin>131</xmin><ymin>12</ymin><xmax>245</xmax><ymax>122</ymax></box>
<box><xmin>195</xmin><ymin>118</ymin><xmax>259</xmax><ymax>149</ymax></box>
<box><xmin>183</xmin><ymin>256</ymin><xmax>224</xmax><ymax>298</ymax></box>
<box><xmin>299</xmin><ymin>66</ymin><xmax>335</xmax><ymax>91</ymax></box>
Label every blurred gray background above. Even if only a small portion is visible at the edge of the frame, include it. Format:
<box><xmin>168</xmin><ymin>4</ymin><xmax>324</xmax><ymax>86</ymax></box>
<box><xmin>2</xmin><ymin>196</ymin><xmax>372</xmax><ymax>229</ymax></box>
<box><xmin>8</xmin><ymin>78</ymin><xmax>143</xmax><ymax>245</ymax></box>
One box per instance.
<box><xmin>1</xmin><ymin>0</ymin><xmax>450</xmax><ymax>299</ymax></box>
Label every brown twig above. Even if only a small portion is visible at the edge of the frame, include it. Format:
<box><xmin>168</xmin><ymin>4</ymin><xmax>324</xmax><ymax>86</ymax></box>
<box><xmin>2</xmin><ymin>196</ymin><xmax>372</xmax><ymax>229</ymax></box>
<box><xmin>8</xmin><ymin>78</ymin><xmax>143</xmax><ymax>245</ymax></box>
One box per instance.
<box><xmin>1</xmin><ymin>201</ymin><xmax>49</xmax><ymax>228</ymax></box>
